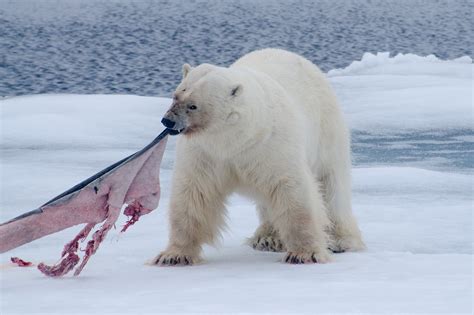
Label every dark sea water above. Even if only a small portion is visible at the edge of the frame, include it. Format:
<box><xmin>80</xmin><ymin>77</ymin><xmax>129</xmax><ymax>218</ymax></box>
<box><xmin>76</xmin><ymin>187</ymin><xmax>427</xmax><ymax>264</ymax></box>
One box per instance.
<box><xmin>0</xmin><ymin>0</ymin><xmax>472</xmax><ymax>97</ymax></box>
<box><xmin>352</xmin><ymin>130</ymin><xmax>474</xmax><ymax>171</ymax></box>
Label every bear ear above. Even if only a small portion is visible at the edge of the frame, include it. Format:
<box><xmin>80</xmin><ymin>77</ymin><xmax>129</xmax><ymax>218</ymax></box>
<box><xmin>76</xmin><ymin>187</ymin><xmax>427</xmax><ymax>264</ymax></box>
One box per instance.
<box><xmin>182</xmin><ymin>63</ymin><xmax>193</xmax><ymax>79</ymax></box>
<box><xmin>230</xmin><ymin>84</ymin><xmax>243</xmax><ymax>97</ymax></box>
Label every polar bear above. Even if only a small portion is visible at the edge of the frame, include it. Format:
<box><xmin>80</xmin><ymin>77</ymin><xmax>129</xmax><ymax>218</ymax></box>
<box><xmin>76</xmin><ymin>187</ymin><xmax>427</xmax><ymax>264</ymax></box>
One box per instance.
<box><xmin>155</xmin><ymin>48</ymin><xmax>365</xmax><ymax>265</ymax></box>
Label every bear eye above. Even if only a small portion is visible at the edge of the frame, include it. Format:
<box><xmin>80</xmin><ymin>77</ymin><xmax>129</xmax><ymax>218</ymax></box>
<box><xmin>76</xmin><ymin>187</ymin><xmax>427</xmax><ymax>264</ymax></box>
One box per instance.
<box><xmin>188</xmin><ymin>104</ymin><xmax>197</xmax><ymax>110</ymax></box>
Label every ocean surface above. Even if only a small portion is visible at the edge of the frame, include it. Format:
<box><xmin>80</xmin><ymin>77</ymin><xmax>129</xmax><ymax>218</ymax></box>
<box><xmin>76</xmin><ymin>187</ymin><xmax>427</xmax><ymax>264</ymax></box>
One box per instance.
<box><xmin>352</xmin><ymin>130</ymin><xmax>473</xmax><ymax>171</ymax></box>
<box><xmin>0</xmin><ymin>0</ymin><xmax>472</xmax><ymax>97</ymax></box>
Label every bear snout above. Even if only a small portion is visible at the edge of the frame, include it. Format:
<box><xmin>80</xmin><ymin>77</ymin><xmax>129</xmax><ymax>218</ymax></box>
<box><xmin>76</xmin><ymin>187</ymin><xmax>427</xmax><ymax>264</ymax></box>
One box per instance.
<box><xmin>161</xmin><ymin>117</ymin><xmax>176</xmax><ymax>129</ymax></box>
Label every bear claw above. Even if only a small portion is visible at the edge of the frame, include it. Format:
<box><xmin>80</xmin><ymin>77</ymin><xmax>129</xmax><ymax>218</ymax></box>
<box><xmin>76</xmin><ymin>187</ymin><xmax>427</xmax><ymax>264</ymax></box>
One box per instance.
<box><xmin>328</xmin><ymin>247</ymin><xmax>345</xmax><ymax>254</ymax></box>
<box><xmin>153</xmin><ymin>253</ymin><xmax>194</xmax><ymax>266</ymax></box>
<box><xmin>283</xmin><ymin>252</ymin><xmax>320</xmax><ymax>264</ymax></box>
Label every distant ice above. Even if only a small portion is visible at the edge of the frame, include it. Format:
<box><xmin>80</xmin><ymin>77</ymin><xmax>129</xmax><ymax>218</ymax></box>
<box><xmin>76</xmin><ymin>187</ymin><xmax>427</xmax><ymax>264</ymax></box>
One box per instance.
<box><xmin>328</xmin><ymin>52</ymin><xmax>472</xmax><ymax>77</ymax></box>
<box><xmin>329</xmin><ymin>52</ymin><xmax>473</xmax><ymax>132</ymax></box>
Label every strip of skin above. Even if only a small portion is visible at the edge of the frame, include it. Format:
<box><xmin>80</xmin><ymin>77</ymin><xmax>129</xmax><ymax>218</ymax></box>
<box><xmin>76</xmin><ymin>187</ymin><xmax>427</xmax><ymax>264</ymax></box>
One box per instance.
<box><xmin>0</xmin><ymin>129</ymin><xmax>170</xmax><ymax>276</ymax></box>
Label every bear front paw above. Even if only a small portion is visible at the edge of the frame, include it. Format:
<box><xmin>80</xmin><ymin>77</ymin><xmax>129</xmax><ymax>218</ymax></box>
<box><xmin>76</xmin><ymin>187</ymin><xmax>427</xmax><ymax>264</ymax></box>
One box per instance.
<box><xmin>152</xmin><ymin>251</ymin><xmax>199</xmax><ymax>266</ymax></box>
<box><xmin>283</xmin><ymin>250</ymin><xmax>331</xmax><ymax>264</ymax></box>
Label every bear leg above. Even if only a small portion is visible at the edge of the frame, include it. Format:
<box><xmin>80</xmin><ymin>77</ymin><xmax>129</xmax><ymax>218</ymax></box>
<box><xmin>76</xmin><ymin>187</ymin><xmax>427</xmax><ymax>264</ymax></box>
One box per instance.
<box><xmin>322</xmin><ymin>169</ymin><xmax>366</xmax><ymax>253</ymax></box>
<box><xmin>153</xmin><ymin>166</ymin><xmax>229</xmax><ymax>266</ymax></box>
<box><xmin>268</xmin><ymin>172</ymin><xmax>331</xmax><ymax>264</ymax></box>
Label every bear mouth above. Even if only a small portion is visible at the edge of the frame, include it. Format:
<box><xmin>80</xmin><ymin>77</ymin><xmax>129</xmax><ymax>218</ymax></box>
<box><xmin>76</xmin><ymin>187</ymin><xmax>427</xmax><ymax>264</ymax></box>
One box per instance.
<box><xmin>167</xmin><ymin>128</ymin><xmax>185</xmax><ymax>135</ymax></box>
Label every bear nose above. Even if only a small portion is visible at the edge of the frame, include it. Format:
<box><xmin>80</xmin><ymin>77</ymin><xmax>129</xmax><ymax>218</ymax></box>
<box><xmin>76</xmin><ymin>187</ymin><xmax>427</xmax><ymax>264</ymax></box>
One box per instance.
<box><xmin>161</xmin><ymin>117</ymin><xmax>176</xmax><ymax>128</ymax></box>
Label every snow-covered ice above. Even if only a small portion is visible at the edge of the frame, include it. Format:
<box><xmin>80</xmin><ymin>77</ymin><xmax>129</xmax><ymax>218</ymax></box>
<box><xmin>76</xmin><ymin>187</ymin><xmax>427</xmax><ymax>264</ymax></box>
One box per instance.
<box><xmin>0</xmin><ymin>53</ymin><xmax>472</xmax><ymax>314</ymax></box>
<box><xmin>328</xmin><ymin>52</ymin><xmax>472</xmax><ymax>132</ymax></box>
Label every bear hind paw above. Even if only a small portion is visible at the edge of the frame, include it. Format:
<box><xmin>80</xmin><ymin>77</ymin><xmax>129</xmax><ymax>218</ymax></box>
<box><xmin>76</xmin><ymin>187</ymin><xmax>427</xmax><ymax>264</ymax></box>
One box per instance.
<box><xmin>249</xmin><ymin>235</ymin><xmax>286</xmax><ymax>252</ymax></box>
<box><xmin>329</xmin><ymin>235</ymin><xmax>366</xmax><ymax>253</ymax></box>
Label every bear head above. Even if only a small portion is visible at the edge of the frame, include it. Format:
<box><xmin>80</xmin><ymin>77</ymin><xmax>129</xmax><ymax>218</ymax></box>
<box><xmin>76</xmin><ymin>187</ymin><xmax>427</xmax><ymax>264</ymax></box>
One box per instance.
<box><xmin>162</xmin><ymin>63</ymin><xmax>245</xmax><ymax>136</ymax></box>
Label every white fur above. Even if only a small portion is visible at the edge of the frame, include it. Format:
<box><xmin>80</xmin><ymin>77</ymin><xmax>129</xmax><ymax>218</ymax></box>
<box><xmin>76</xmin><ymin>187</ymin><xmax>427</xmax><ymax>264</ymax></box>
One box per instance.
<box><xmin>154</xmin><ymin>49</ymin><xmax>365</xmax><ymax>266</ymax></box>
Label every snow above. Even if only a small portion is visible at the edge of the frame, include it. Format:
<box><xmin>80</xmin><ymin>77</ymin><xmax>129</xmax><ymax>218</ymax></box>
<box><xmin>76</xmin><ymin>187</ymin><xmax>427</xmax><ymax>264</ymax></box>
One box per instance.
<box><xmin>1</xmin><ymin>54</ymin><xmax>472</xmax><ymax>314</ymax></box>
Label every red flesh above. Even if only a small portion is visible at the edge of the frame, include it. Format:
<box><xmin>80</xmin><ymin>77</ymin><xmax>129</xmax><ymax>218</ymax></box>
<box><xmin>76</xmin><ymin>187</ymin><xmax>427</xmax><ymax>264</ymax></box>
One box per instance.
<box><xmin>121</xmin><ymin>202</ymin><xmax>144</xmax><ymax>233</ymax></box>
<box><xmin>10</xmin><ymin>257</ymin><xmax>33</xmax><ymax>267</ymax></box>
